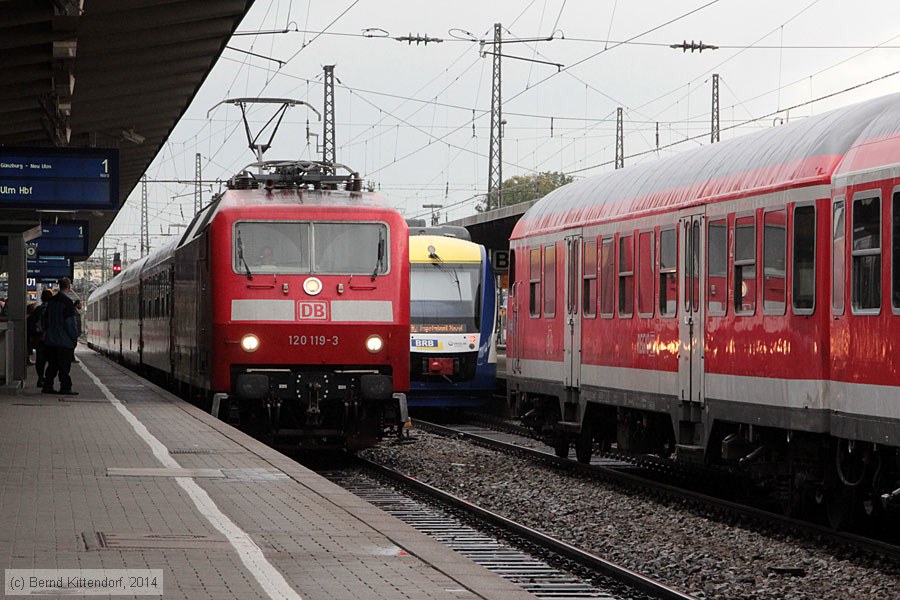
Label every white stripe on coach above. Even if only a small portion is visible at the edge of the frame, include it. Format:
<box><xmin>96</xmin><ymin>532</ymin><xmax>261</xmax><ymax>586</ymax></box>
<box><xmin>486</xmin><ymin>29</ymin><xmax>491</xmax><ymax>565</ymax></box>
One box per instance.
<box><xmin>79</xmin><ymin>362</ymin><xmax>303</xmax><ymax>600</ymax></box>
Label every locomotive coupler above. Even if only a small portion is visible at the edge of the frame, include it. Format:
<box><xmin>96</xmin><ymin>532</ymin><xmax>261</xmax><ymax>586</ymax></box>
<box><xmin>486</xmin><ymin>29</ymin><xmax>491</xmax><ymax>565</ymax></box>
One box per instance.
<box><xmin>881</xmin><ymin>487</ymin><xmax>900</xmax><ymax>510</ymax></box>
<box><xmin>266</xmin><ymin>396</ymin><xmax>282</xmax><ymax>433</ymax></box>
<box><xmin>306</xmin><ymin>382</ymin><xmax>322</xmax><ymax>426</ymax></box>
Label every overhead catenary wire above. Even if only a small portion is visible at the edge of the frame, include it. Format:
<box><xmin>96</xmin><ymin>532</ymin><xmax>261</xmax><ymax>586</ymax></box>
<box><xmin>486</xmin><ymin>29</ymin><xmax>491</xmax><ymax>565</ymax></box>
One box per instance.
<box><xmin>103</xmin><ymin>1</ymin><xmax>900</xmax><ymax>254</ymax></box>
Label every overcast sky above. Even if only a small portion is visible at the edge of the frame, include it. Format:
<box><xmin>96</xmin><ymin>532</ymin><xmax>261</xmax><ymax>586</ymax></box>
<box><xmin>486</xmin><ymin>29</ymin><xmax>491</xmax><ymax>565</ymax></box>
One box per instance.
<box><xmin>101</xmin><ymin>0</ymin><xmax>900</xmax><ymax>257</ymax></box>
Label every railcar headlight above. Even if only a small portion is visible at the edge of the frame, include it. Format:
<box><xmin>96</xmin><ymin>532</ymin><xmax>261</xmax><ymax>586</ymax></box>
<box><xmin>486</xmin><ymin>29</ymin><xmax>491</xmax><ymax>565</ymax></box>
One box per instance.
<box><xmin>303</xmin><ymin>277</ymin><xmax>323</xmax><ymax>296</ymax></box>
<box><xmin>241</xmin><ymin>334</ymin><xmax>260</xmax><ymax>353</ymax></box>
<box><xmin>365</xmin><ymin>334</ymin><xmax>384</xmax><ymax>353</ymax></box>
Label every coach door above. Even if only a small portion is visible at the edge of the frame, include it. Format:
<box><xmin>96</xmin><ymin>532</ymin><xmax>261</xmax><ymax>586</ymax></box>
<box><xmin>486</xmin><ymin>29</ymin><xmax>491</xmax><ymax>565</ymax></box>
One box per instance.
<box><xmin>678</xmin><ymin>212</ymin><xmax>705</xmax><ymax>405</ymax></box>
<box><xmin>563</xmin><ymin>234</ymin><xmax>582</xmax><ymax>387</ymax></box>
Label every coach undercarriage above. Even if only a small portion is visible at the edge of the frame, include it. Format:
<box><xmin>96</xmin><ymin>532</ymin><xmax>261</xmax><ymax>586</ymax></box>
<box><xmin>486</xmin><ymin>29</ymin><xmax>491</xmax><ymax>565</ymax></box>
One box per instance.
<box><xmin>512</xmin><ymin>384</ymin><xmax>900</xmax><ymax>529</ymax></box>
<box><xmin>712</xmin><ymin>422</ymin><xmax>900</xmax><ymax>529</ymax></box>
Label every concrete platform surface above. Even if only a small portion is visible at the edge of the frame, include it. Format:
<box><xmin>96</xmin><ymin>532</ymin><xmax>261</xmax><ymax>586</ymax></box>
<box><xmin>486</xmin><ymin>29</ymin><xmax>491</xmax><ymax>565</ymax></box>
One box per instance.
<box><xmin>0</xmin><ymin>347</ymin><xmax>536</xmax><ymax>600</ymax></box>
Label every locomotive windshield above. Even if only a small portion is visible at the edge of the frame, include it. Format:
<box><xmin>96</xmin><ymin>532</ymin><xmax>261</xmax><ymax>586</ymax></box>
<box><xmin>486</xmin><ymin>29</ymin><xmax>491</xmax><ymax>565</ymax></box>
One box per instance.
<box><xmin>410</xmin><ymin>263</ymin><xmax>481</xmax><ymax>333</ymax></box>
<box><xmin>233</xmin><ymin>221</ymin><xmax>389</xmax><ymax>275</ymax></box>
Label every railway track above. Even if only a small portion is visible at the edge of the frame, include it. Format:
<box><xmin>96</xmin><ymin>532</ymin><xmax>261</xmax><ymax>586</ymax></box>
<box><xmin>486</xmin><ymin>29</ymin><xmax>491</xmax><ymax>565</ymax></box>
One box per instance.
<box><xmin>412</xmin><ymin>418</ymin><xmax>900</xmax><ymax>562</ymax></box>
<box><xmin>320</xmin><ymin>459</ymin><xmax>695</xmax><ymax>600</ymax></box>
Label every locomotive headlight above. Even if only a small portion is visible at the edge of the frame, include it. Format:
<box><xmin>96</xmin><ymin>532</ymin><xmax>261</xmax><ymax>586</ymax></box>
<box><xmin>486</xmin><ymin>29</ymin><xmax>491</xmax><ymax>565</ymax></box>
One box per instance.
<box><xmin>303</xmin><ymin>277</ymin><xmax>323</xmax><ymax>296</ymax></box>
<box><xmin>241</xmin><ymin>334</ymin><xmax>260</xmax><ymax>353</ymax></box>
<box><xmin>365</xmin><ymin>334</ymin><xmax>384</xmax><ymax>353</ymax></box>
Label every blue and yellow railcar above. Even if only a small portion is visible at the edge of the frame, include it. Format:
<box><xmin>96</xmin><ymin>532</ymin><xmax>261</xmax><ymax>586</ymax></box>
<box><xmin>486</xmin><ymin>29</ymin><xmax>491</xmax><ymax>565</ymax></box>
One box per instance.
<box><xmin>408</xmin><ymin>231</ymin><xmax>497</xmax><ymax>407</ymax></box>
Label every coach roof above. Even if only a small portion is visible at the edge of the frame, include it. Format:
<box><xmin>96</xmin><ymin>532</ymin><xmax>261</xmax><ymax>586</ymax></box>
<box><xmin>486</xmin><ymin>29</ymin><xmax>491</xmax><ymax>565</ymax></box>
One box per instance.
<box><xmin>513</xmin><ymin>92</ymin><xmax>900</xmax><ymax>239</ymax></box>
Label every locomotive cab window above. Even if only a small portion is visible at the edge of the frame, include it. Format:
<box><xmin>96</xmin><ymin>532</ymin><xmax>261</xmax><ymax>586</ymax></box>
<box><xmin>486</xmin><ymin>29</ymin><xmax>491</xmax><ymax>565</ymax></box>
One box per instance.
<box><xmin>793</xmin><ymin>205</ymin><xmax>816</xmax><ymax>314</ymax></box>
<box><xmin>582</xmin><ymin>239</ymin><xmax>597</xmax><ymax>317</ymax></box>
<box><xmin>763</xmin><ymin>210</ymin><xmax>786</xmax><ymax>315</ymax></box>
<box><xmin>314</xmin><ymin>222</ymin><xmax>389</xmax><ymax>275</ymax></box>
<box><xmin>851</xmin><ymin>194</ymin><xmax>881</xmax><ymax>313</ymax></box>
<box><xmin>734</xmin><ymin>216</ymin><xmax>756</xmax><ymax>315</ymax></box>
<box><xmin>233</xmin><ymin>221</ymin><xmax>390</xmax><ymax>276</ymax></box>
<box><xmin>658</xmin><ymin>228</ymin><xmax>677</xmax><ymax>317</ymax></box>
<box><xmin>707</xmin><ymin>220</ymin><xmax>727</xmax><ymax>315</ymax></box>
<box><xmin>234</xmin><ymin>221</ymin><xmax>310</xmax><ymax>273</ymax></box>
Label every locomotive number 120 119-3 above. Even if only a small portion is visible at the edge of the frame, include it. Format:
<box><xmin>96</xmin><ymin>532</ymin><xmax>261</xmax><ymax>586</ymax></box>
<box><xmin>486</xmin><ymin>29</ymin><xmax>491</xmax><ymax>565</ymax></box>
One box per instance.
<box><xmin>288</xmin><ymin>335</ymin><xmax>339</xmax><ymax>346</ymax></box>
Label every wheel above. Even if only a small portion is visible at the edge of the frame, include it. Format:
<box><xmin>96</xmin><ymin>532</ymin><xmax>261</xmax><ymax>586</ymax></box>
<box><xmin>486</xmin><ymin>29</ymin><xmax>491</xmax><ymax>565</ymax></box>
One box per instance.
<box><xmin>553</xmin><ymin>434</ymin><xmax>569</xmax><ymax>459</ymax></box>
<box><xmin>575</xmin><ymin>424</ymin><xmax>593</xmax><ymax>464</ymax></box>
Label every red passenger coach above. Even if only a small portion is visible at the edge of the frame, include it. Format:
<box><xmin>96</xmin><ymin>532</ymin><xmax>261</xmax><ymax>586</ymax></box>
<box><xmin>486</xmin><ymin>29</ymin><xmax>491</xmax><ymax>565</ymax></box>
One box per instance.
<box><xmin>506</xmin><ymin>93</ymin><xmax>900</xmax><ymax>527</ymax></box>
<box><xmin>87</xmin><ymin>161</ymin><xmax>410</xmax><ymax>450</ymax></box>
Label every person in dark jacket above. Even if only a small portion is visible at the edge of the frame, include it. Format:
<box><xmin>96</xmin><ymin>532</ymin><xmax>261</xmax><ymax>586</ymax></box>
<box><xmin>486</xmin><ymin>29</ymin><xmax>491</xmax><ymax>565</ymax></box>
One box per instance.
<box><xmin>42</xmin><ymin>277</ymin><xmax>80</xmax><ymax>395</ymax></box>
<box><xmin>27</xmin><ymin>289</ymin><xmax>54</xmax><ymax>387</ymax></box>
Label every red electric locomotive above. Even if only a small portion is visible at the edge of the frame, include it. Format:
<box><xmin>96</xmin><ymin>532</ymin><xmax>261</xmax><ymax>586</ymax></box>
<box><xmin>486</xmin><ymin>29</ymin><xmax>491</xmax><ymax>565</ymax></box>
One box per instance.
<box><xmin>87</xmin><ymin>161</ymin><xmax>410</xmax><ymax>450</ymax></box>
<box><xmin>507</xmin><ymin>92</ymin><xmax>900</xmax><ymax>527</ymax></box>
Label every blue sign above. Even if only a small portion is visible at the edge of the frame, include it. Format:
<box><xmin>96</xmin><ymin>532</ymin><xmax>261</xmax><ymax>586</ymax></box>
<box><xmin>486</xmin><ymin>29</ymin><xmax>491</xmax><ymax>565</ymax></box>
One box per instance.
<box><xmin>33</xmin><ymin>221</ymin><xmax>89</xmax><ymax>256</ymax></box>
<box><xmin>27</xmin><ymin>256</ymin><xmax>73</xmax><ymax>282</ymax></box>
<box><xmin>0</xmin><ymin>147</ymin><xmax>119</xmax><ymax>209</ymax></box>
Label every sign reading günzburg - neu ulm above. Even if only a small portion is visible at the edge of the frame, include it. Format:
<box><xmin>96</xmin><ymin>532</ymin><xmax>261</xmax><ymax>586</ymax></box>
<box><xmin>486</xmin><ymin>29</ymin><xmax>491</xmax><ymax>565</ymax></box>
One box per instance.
<box><xmin>0</xmin><ymin>147</ymin><xmax>119</xmax><ymax>210</ymax></box>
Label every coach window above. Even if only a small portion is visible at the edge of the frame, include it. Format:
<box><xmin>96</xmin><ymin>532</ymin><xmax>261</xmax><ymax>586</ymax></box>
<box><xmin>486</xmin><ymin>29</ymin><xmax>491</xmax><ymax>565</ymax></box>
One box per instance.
<box><xmin>832</xmin><ymin>199</ymin><xmax>846</xmax><ymax>314</ymax></box>
<box><xmin>734</xmin><ymin>215</ymin><xmax>756</xmax><ymax>315</ymax></box>
<box><xmin>543</xmin><ymin>243</ymin><xmax>557</xmax><ymax>317</ymax></box>
<box><xmin>600</xmin><ymin>237</ymin><xmax>615</xmax><ymax>317</ymax></box>
<box><xmin>583</xmin><ymin>239</ymin><xmax>597</xmax><ymax>317</ymax></box>
<box><xmin>637</xmin><ymin>232</ymin><xmax>654</xmax><ymax>317</ymax></box>
<box><xmin>793</xmin><ymin>205</ymin><xmax>816</xmax><ymax>314</ymax></box>
<box><xmin>852</xmin><ymin>194</ymin><xmax>881</xmax><ymax>312</ymax></box>
<box><xmin>529</xmin><ymin>248</ymin><xmax>541</xmax><ymax>317</ymax></box>
<box><xmin>894</xmin><ymin>191</ymin><xmax>900</xmax><ymax>312</ymax></box>
<box><xmin>659</xmin><ymin>228</ymin><xmax>677</xmax><ymax>317</ymax></box>
<box><xmin>707</xmin><ymin>219</ymin><xmax>727</xmax><ymax>315</ymax></box>
<box><xmin>763</xmin><ymin>210</ymin><xmax>786</xmax><ymax>315</ymax></box>
<box><xmin>618</xmin><ymin>235</ymin><xmax>634</xmax><ymax>317</ymax></box>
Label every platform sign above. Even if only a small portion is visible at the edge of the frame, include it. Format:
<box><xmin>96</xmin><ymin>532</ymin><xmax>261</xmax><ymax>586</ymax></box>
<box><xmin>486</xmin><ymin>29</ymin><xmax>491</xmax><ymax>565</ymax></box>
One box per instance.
<box><xmin>27</xmin><ymin>256</ymin><xmax>73</xmax><ymax>283</ymax></box>
<box><xmin>0</xmin><ymin>147</ymin><xmax>119</xmax><ymax>209</ymax></box>
<box><xmin>26</xmin><ymin>277</ymin><xmax>38</xmax><ymax>302</ymax></box>
<box><xmin>491</xmin><ymin>250</ymin><xmax>509</xmax><ymax>272</ymax></box>
<box><xmin>34</xmin><ymin>221</ymin><xmax>89</xmax><ymax>256</ymax></box>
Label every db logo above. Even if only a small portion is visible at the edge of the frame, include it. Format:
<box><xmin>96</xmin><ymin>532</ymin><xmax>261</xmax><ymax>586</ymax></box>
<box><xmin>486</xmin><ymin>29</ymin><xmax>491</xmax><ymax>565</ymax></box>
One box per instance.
<box><xmin>297</xmin><ymin>301</ymin><xmax>328</xmax><ymax>320</ymax></box>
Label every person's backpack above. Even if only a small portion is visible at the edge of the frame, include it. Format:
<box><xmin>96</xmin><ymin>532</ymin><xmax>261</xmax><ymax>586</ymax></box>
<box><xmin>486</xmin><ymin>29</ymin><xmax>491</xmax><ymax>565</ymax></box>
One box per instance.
<box><xmin>28</xmin><ymin>304</ymin><xmax>46</xmax><ymax>338</ymax></box>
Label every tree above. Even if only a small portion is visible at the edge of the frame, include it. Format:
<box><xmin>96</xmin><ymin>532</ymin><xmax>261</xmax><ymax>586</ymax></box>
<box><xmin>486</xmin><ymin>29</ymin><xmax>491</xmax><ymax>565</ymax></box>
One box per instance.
<box><xmin>476</xmin><ymin>171</ymin><xmax>574</xmax><ymax>212</ymax></box>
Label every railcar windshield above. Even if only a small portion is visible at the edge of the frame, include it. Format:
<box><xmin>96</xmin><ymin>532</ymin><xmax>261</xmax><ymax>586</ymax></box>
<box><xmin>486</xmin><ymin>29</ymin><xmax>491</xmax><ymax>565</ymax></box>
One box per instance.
<box><xmin>233</xmin><ymin>221</ymin><xmax>389</xmax><ymax>275</ymax></box>
<box><xmin>410</xmin><ymin>262</ymin><xmax>481</xmax><ymax>333</ymax></box>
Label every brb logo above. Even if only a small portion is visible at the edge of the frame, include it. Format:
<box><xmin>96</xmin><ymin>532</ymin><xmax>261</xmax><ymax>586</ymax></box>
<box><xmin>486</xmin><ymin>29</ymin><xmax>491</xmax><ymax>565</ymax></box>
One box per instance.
<box><xmin>297</xmin><ymin>301</ymin><xmax>328</xmax><ymax>320</ymax></box>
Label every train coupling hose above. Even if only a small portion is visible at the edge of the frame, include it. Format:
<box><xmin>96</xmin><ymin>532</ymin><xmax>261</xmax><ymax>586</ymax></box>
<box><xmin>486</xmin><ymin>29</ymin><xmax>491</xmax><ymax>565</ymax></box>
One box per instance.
<box><xmin>881</xmin><ymin>487</ymin><xmax>900</xmax><ymax>510</ymax></box>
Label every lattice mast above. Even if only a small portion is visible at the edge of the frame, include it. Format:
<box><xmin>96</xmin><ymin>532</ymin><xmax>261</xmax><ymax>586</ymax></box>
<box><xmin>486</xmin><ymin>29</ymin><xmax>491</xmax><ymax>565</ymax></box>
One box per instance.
<box><xmin>487</xmin><ymin>23</ymin><xmax>503</xmax><ymax>210</ymax></box>
<box><xmin>615</xmin><ymin>107</ymin><xmax>624</xmax><ymax>169</ymax></box>
<box><xmin>322</xmin><ymin>65</ymin><xmax>336</xmax><ymax>175</ymax></box>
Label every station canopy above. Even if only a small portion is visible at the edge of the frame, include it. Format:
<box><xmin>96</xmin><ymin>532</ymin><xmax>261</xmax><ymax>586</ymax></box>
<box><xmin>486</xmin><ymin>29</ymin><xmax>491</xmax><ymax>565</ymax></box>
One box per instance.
<box><xmin>0</xmin><ymin>0</ymin><xmax>256</xmax><ymax>267</ymax></box>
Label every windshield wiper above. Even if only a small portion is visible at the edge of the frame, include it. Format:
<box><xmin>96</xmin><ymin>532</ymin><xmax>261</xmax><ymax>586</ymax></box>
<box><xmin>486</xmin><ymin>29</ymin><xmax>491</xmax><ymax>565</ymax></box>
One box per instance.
<box><xmin>236</xmin><ymin>230</ymin><xmax>253</xmax><ymax>280</ymax></box>
<box><xmin>429</xmin><ymin>251</ymin><xmax>462</xmax><ymax>300</ymax></box>
<box><xmin>371</xmin><ymin>231</ymin><xmax>385</xmax><ymax>281</ymax></box>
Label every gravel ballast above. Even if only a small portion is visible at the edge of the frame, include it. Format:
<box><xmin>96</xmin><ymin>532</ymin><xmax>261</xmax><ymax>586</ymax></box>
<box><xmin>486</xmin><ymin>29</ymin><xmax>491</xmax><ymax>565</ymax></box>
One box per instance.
<box><xmin>361</xmin><ymin>430</ymin><xmax>900</xmax><ymax>600</ymax></box>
